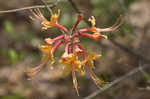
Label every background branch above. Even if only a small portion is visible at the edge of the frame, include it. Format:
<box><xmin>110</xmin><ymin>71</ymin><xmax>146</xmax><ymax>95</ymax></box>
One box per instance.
<box><xmin>84</xmin><ymin>64</ymin><xmax>150</xmax><ymax>99</ymax></box>
<box><xmin>0</xmin><ymin>0</ymin><xmax>61</xmax><ymax>14</ymax></box>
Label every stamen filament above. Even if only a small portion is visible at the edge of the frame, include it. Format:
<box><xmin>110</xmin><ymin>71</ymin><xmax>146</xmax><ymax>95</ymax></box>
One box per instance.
<box><xmin>72</xmin><ymin>64</ymin><xmax>79</xmax><ymax>96</ymax></box>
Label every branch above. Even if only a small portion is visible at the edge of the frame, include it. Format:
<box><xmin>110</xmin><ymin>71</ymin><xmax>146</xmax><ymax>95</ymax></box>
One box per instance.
<box><xmin>68</xmin><ymin>0</ymin><xmax>91</xmax><ymax>26</ymax></box>
<box><xmin>109</xmin><ymin>38</ymin><xmax>150</xmax><ymax>63</ymax></box>
<box><xmin>84</xmin><ymin>64</ymin><xmax>150</xmax><ymax>99</ymax></box>
<box><xmin>0</xmin><ymin>0</ymin><xmax>61</xmax><ymax>14</ymax></box>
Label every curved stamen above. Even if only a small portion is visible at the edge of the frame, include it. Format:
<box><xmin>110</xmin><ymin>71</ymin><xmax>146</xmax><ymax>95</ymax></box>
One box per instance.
<box><xmin>72</xmin><ymin>63</ymin><xmax>79</xmax><ymax>96</ymax></box>
<box><xmin>97</xmin><ymin>16</ymin><xmax>123</xmax><ymax>32</ymax></box>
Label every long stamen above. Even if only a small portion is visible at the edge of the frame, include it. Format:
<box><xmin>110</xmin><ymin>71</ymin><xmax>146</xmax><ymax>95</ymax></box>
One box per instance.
<box><xmin>26</xmin><ymin>55</ymin><xmax>49</xmax><ymax>80</ymax></box>
<box><xmin>72</xmin><ymin>64</ymin><xmax>79</xmax><ymax>96</ymax></box>
<box><xmin>78</xmin><ymin>44</ymin><xmax>104</xmax><ymax>87</ymax></box>
<box><xmin>97</xmin><ymin>16</ymin><xmax>123</xmax><ymax>32</ymax></box>
<box><xmin>87</xmin><ymin>65</ymin><xmax>101</xmax><ymax>87</ymax></box>
<box><xmin>72</xmin><ymin>13</ymin><xmax>83</xmax><ymax>33</ymax></box>
<box><xmin>30</xmin><ymin>9</ymin><xmax>41</xmax><ymax>20</ymax></box>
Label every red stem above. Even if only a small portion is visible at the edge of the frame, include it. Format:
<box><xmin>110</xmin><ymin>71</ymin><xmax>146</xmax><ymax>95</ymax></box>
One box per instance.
<box><xmin>80</xmin><ymin>33</ymin><xmax>93</xmax><ymax>40</ymax></box>
<box><xmin>72</xmin><ymin>14</ymin><xmax>83</xmax><ymax>33</ymax></box>
<box><xmin>53</xmin><ymin>34</ymin><xmax>64</xmax><ymax>42</ymax></box>
<box><xmin>51</xmin><ymin>40</ymin><xmax>63</xmax><ymax>53</ymax></box>
<box><xmin>78</xmin><ymin>28</ymin><xmax>91</xmax><ymax>33</ymax></box>
<box><xmin>73</xmin><ymin>33</ymin><xmax>80</xmax><ymax>37</ymax></box>
<box><xmin>55</xmin><ymin>23</ymin><xmax>70</xmax><ymax>34</ymax></box>
<box><xmin>71</xmin><ymin>64</ymin><xmax>79</xmax><ymax>96</ymax></box>
<box><xmin>45</xmin><ymin>35</ymin><xmax>64</xmax><ymax>45</ymax></box>
<box><xmin>69</xmin><ymin>45</ymin><xmax>73</xmax><ymax>53</ymax></box>
<box><xmin>65</xmin><ymin>42</ymin><xmax>70</xmax><ymax>54</ymax></box>
<box><xmin>73</xmin><ymin>40</ymin><xmax>78</xmax><ymax>49</ymax></box>
<box><xmin>78</xmin><ymin>43</ymin><xmax>87</xmax><ymax>59</ymax></box>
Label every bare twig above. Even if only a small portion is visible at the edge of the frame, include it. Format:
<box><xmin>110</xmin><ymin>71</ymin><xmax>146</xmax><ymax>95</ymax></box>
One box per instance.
<box><xmin>0</xmin><ymin>5</ymin><xmax>54</xmax><ymax>14</ymax></box>
<box><xmin>109</xmin><ymin>38</ymin><xmax>150</xmax><ymax>63</ymax></box>
<box><xmin>0</xmin><ymin>0</ymin><xmax>61</xmax><ymax>14</ymax></box>
<box><xmin>84</xmin><ymin>64</ymin><xmax>150</xmax><ymax>99</ymax></box>
<box><xmin>68</xmin><ymin>0</ymin><xmax>90</xmax><ymax>26</ymax></box>
<box><xmin>40</xmin><ymin>0</ymin><xmax>53</xmax><ymax>15</ymax></box>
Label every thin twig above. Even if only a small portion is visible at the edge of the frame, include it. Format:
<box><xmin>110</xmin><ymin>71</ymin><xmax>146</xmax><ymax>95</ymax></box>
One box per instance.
<box><xmin>0</xmin><ymin>5</ymin><xmax>55</xmax><ymax>14</ymax></box>
<box><xmin>84</xmin><ymin>64</ymin><xmax>150</xmax><ymax>99</ymax></box>
<box><xmin>109</xmin><ymin>38</ymin><xmax>150</xmax><ymax>63</ymax></box>
<box><xmin>0</xmin><ymin>0</ymin><xmax>61</xmax><ymax>14</ymax></box>
<box><xmin>68</xmin><ymin>0</ymin><xmax>90</xmax><ymax>26</ymax></box>
<box><xmin>40</xmin><ymin>0</ymin><xmax>53</xmax><ymax>15</ymax></box>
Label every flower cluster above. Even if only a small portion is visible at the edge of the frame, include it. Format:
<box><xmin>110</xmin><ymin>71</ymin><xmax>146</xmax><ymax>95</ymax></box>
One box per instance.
<box><xmin>26</xmin><ymin>8</ymin><xmax>122</xmax><ymax>95</ymax></box>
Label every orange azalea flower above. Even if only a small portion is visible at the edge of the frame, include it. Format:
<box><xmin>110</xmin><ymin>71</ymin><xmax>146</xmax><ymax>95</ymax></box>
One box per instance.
<box><xmin>26</xmin><ymin>44</ymin><xmax>54</xmax><ymax>79</ymax></box>
<box><xmin>28</xmin><ymin>8</ymin><xmax>123</xmax><ymax>95</ymax></box>
<box><xmin>60</xmin><ymin>53</ymin><xmax>85</xmax><ymax>95</ymax></box>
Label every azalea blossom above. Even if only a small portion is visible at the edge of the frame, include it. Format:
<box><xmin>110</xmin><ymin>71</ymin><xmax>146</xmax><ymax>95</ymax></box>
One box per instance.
<box><xmin>27</xmin><ymin>9</ymin><xmax>123</xmax><ymax>95</ymax></box>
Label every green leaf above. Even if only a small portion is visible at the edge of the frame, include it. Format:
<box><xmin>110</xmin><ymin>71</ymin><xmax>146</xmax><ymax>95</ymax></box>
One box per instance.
<box><xmin>4</xmin><ymin>20</ymin><xmax>14</xmax><ymax>34</ymax></box>
<box><xmin>8</xmin><ymin>49</ymin><xmax>19</xmax><ymax>64</ymax></box>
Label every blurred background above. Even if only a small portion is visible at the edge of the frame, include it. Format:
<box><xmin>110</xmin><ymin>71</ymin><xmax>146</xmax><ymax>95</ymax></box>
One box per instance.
<box><xmin>0</xmin><ymin>0</ymin><xmax>150</xmax><ymax>99</ymax></box>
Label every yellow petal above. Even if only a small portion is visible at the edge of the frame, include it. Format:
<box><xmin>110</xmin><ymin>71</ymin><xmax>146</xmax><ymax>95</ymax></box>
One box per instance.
<box><xmin>49</xmin><ymin>54</ymin><xmax>55</xmax><ymax>70</ymax></box>
<box><xmin>76</xmin><ymin>67</ymin><xmax>85</xmax><ymax>76</ymax></box>
<box><xmin>88</xmin><ymin>16</ymin><xmax>96</xmax><ymax>28</ymax></box>
<box><xmin>101</xmin><ymin>34</ymin><xmax>108</xmax><ymax>39</ymax></box>
<box><xmin>38</xmin><ymin>45</ymin><xmax>52</xmax><ymax>55</ymax></box>
<box><xmin>62</xmin><ymin>64</ymin><xmax>71</xmax><ymax>77</ymax></box>
<box><xmin>88</xmin><ymin>52</ymin><xmax>101</xmax><ymax>60</ymax></box>
<box><xmin>50</xmin><ymin>9</ymin><xmax>60</xmax><ymax>25</ymax></box>
<box><xmin>40</xmin><ymin>9</ymin><xmax>60</xmax><ymax>30</ymax></box>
